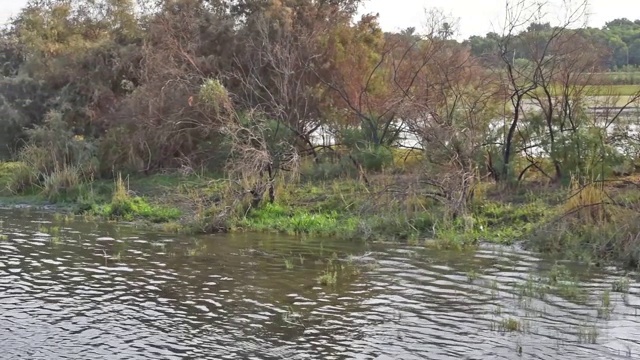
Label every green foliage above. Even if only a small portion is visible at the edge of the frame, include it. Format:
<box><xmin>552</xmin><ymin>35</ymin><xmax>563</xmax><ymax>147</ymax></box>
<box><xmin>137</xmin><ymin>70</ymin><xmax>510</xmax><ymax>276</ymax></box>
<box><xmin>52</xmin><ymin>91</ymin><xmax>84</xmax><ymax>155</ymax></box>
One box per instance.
<box><xmin>553</xmin><ymin>127</ymin><xmax>626</xmax><ymax>181</ymax></box>
<box><xmin>199</xmin><ymin>78</ymin><xmax>231</xmax><ymax>114</ymax></box>
<box><xmin>2</xmin><ymin>109</ymin><xmax>98</xmax><ymax>197</ymax></box>
<box><xmin>1</xmin><ymin>161</ymin><xmax>35</xmax><ymax>194</ymax></box>
<box><xmin>340</xmin><ymin>126</ymin><xmax>396</xmax><ymax>171</ymax></box>
<box><xmin>468</xmin><ymin>18</ymin><xmax>640</xmax><ymax>69</ymax></box>
<box><xmin>353</xmin><ymin>146</ymin><xmax>394</xmax><ymax>172</ymax></box>
<box><xmin>473</xmin><ymin>201</ymin><xmax>548</xmax><ymax>231</ymax></box>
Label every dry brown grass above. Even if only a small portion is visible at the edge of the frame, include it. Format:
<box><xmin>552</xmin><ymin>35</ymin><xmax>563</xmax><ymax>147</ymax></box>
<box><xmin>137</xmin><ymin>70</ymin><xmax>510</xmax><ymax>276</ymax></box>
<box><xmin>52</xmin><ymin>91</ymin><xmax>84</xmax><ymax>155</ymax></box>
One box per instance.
<box><xmin>562</xmin><ymin>177</ymin><xmax>612</xmax><ymax>224</ymax></box>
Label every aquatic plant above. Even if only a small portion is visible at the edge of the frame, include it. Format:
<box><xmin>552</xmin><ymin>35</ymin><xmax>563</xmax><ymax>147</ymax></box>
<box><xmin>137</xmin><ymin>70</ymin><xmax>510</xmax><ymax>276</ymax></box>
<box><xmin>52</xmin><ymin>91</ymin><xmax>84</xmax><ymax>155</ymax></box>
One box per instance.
<box><xmin>612</xmin><ymin>277</ymin><xmax>630</xmax><ymax>293</ymax></box>
<box><xmin>518</xmin><ymin>274</ymin><xmax>548</xmax><ymax>300</ymax></box>
<box><xmin>602</xmin><ymin>289</ymin><xmax>611</xmax><ymax>308</ymax></box>
<box><xmin>316</xmin><ymin>269</ymin><xmax>338</xmax><ymax>286</ymax></box>
<box><xmin>50</xmin><ymin>235</ymin><xmax>61</xmax><ymax>245</ymax></box>
<box><xmin>492</xmin><ymin>317</ymin><xmax>525</xmax><ymax>333</ymax></box>
<box><xmin>283</xmin><ymin>258</ymin><xmax>294</xmax><ymax>270</ymax></box>
<box><xmin>577</xmin><ymin>324</ymin><xmax>599</xmax><ymax>344</ymax></box>
<box><xmin>466</xmin><ymin>269</ymin><xmax>479</xmax><ymax>282</ymax></box>
<box><xmin>557</xmin><ymin>280</ymin><xmax>587</xmax><ymax>302</ymax></box>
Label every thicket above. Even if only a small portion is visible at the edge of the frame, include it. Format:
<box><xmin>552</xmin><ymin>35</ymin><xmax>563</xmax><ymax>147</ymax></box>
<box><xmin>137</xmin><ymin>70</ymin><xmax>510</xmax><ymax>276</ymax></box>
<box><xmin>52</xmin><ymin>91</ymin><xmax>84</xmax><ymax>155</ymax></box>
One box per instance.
<box><xmin>2</xmin><ymin>0</ymin><xmax>640</xmax><ymax>267</ymax></box>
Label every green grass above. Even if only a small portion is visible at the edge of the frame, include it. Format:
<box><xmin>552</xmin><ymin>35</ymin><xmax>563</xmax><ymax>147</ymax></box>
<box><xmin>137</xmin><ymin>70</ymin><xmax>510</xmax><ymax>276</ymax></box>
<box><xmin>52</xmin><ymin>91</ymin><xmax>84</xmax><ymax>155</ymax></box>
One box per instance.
<box><xmin>238</xmin><ymin>202</ymin><xmax>357</xmax><ymax>236</ymax></box>
<box><xmin>589</xmin><ymin>71</ymin><xmax>640</xmax><ymax>86</ymax></box>
<box><xmin>584</xmin><ymin>84</ymin><xmax>640</xmax><ymax>96</ymax></box>
<box><xmin>501</xmin><ymin>318</ymin><xmax>522</xmax><ymax>332</ymax></box>
<box><xmin>91</xmin><ymin>196</ymin><xmax>182</xmax><ymax>223</ymax></box>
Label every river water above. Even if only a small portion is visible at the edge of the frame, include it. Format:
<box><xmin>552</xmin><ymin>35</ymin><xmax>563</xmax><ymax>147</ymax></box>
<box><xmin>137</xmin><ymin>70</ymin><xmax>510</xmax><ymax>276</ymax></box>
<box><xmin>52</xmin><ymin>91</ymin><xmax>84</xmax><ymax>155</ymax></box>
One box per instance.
<box><xmin>0</xmin><ymin>208</ymin><xmax>639</xmax><ymax>359</ymax></box>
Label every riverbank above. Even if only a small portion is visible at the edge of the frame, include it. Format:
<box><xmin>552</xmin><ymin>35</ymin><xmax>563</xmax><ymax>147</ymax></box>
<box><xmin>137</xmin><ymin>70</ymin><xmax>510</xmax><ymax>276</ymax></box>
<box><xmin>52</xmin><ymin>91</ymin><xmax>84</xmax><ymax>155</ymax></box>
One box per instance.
<box><xmin>2</xmin><ymin>161</ymin><xmax>640</xmax><ymax>268</ymax></box>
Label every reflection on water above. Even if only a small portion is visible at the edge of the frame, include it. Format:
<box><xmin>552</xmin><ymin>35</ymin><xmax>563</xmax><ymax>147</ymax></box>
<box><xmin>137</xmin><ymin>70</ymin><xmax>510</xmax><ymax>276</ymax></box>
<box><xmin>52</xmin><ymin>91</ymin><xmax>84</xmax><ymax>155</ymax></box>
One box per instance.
<box><xmin>0</xmin><ymin>208</ymin><xmax>639</xmax><ymax>359</ymax></box>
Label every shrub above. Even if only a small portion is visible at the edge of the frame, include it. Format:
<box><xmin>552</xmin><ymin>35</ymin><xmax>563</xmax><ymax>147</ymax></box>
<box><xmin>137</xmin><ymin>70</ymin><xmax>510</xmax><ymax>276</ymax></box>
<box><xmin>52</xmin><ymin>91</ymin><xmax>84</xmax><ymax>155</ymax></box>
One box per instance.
<box><xmin>528</xmin><ymin>177</ymin><xmax>640</xmax><ymax>268</ymax></box>
<box><xmin>2</xmin><ymin>161</ymin><xmax>37</xmax><ymax>194</ymax></box>
<box><xmin>353</xmin><ymin>145</ymin><xmax>394</xmax><ymax>172</ymax></box>
<box><xmin>41</xmin><ymin>166</ymin><xmax>83</xmax><ymax>202</ymax></box>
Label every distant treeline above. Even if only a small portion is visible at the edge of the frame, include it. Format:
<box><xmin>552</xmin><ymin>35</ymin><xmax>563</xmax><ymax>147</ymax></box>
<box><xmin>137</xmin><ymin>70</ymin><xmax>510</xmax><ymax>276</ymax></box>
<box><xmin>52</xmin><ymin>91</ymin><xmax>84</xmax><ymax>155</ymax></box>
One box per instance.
<box><xmin>464</xmin><ymin>19</ymin><xmax>640</xmax><ymax>74</ymax></box>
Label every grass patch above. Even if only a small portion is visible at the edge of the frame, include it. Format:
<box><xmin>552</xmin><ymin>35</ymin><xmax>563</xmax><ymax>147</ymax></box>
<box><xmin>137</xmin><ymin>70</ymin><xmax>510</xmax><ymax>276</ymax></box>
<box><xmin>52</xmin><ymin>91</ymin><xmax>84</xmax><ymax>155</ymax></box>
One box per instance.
<box><xmin>239</xmin><ymin>202</ymin><xmax>354</xmax><ymax>236</ymax></box>
<box><xmin>89</xmin><ymin>174</ymin><xmax>181</xmax><ymax>223</ymax></box>
<box><xmin>0</xmin><ymin>162</ymin><xmax>24</xmax><ymax>192</ymax></box>
<box><xmin>470</xmin><ymin>200</ymin><xmax>549</xmax><ymax>243</ymax></box>
<box><xmin>40</xmin><ymin>166</ymin><xmax>84</xmax><ymax>202</ymax></box>
<box><xmin>92</xmin><ymin>196</ymin><xmax>182</xmax><ymax>223</ymax></box>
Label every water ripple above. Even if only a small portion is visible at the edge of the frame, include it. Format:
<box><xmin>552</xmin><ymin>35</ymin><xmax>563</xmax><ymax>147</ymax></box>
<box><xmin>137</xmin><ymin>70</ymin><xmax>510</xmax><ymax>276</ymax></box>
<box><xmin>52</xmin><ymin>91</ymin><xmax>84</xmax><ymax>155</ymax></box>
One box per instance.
<box><xmin>0</xmin><ymin>209</ymin><xmax>639</xmax><ymax>358</ymax></box>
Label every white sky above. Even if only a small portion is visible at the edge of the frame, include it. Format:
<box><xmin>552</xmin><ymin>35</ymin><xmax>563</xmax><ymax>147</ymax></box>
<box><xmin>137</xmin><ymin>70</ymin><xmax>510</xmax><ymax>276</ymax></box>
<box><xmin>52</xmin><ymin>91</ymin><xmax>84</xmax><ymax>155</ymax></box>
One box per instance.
<box><xmin>360</xmin><ymin>0</ymin><xmax>640</xmax><ymax>39</ymax></box>
<box><xmin>1</xmin><ymin>0</ymin><xmax>639</xmax><ymax>39</ymax></box>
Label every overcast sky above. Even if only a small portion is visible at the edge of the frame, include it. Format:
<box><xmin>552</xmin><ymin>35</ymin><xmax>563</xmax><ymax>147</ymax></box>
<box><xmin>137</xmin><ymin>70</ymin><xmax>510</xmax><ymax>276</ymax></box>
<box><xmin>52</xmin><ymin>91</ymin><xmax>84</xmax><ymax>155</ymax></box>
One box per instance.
<box><xmin>1</xmin><ymin>0</ymin><xmax>639</xmax><ymax>39</ymax></box>
<box><xmin>360</xmin><ymin>0</ymin><xmax>640</xmax><ymax>39</ymax></box>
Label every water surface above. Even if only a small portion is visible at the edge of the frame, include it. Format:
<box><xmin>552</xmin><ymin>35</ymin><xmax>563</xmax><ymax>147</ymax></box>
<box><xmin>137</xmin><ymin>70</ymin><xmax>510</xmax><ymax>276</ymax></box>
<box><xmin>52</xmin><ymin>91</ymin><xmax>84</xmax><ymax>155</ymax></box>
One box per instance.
<box><xmin>0</xmin><ymin>208</ymin><xmax>639</xmax><ymax>359</ymax></box>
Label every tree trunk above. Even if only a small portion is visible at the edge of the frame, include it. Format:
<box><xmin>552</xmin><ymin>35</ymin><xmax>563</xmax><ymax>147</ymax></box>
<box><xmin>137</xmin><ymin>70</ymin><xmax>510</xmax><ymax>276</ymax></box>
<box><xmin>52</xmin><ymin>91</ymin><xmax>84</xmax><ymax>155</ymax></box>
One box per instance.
<box><xmin>502</xmin><ymin>96</ymin><xmax>522</xmax><ymax>180</ymax></box>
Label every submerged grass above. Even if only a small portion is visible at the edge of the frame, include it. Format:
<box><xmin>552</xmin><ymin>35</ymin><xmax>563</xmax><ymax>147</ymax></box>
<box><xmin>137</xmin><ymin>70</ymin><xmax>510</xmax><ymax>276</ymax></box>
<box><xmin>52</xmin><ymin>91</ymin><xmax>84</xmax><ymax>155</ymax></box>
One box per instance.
<box><xmin>577</xmin><ymin>324</ymin><xmax>599</xmax><ymax>344</ymax></box>
<box><xmin>491</xmin><ymin>317</ymin><xmax>529</xmax><ymax>333</ymax></box>
<box><xmin>514</xmin><ymin>264</ymin><xmax>590</xmax><ymax>303</ymax></box>
<box><xmin>612</xmin><ymin>277</ymin><xmax>631</xmax><ymax>293</ymax></box>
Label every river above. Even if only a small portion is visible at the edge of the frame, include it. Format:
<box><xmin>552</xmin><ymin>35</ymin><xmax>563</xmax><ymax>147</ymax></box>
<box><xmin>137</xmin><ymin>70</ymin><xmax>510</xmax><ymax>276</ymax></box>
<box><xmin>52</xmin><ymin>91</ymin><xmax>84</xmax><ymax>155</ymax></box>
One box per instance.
<box><xmin>0</xmin><ymin>207</ymin><xmax>639</xmax><ymax>359</ymax></box>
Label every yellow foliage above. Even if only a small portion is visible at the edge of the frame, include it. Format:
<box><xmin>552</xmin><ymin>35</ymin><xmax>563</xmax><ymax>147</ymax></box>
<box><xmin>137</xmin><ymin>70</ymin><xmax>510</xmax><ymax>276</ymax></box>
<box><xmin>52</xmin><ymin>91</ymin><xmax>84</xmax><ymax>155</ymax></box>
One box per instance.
<box><xmin>112</xmin><ymin>173</ymin><xmax>130</xmax><ymax>204</ymax></box>
<box><xmin>392</xmin><ymin>149</ymin><xmax>423</xmax><ymax>170</ymax></box>
<box><xmin>562</xmin><ymin>176</ymin><xmax>610</xmax><ymax>224</ymax></box>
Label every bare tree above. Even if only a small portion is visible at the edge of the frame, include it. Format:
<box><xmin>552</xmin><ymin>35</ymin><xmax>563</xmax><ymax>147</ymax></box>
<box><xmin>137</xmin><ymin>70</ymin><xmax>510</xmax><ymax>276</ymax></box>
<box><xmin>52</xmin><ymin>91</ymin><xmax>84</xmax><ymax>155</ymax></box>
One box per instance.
<box><xmin>491</xmin><ymin>0</ymin><xmax>589</xmax><ymax>182</ymax></box>
<box><xmin>405</xmin><ymin>41</ymin><xmax>500</xmax><ymax>217</ymax></box>
<box><xmin>313</xmin><ymin>13</ymin><xmax>448</xmax><ymax>179</ymax></box>
<box><xmin>231</xmin><ymin>11</ymin><xmax>325</xmax><ymax>160</ymax></box>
